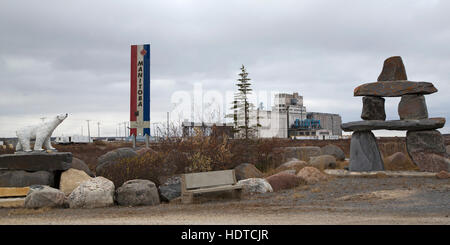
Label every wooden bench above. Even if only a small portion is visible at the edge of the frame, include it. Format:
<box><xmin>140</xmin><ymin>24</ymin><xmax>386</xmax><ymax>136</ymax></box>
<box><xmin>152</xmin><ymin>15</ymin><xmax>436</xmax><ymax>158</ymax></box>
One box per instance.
<box><xmin>181</xmin><ymin>170</ymin><xmax>242</xmax><ymax>204</ymax></box>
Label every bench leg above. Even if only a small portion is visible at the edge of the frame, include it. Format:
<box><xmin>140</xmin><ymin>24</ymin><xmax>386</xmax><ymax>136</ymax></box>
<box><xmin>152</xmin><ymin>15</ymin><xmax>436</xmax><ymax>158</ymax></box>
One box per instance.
<box><xmin>181</xmin><ymin>193</ymin><xmax>193</xmax><ymax>204</ymax></box>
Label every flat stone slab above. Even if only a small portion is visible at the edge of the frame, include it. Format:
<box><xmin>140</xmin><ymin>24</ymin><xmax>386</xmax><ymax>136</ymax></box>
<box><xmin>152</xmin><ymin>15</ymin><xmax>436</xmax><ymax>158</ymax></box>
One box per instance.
<box><xmin>324</xmin><ymin>169</ymin><xmax>437</xmax><ymax>178</ymax></box>
<box><xmin>354</xmin><ymin>81</ymin><xmax>437</xmax><ymax>97</ymax></box>
<box><xmin>341</xmin><ymin>118</ymin><xmax>445</xmax><ymax>132</ymax></box>
<box><xmin>0</xmin><ymin>152</ymin><xmax>72</xmax><ymax>172</ymax></box>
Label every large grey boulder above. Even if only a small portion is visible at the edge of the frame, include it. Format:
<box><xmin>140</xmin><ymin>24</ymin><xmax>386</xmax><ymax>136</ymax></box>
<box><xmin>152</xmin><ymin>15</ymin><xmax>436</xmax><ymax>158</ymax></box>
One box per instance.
<box><xmin>96</xmin><ymin>148</ymin><xmax>137</xmax><ymax>176</ymax></box>
<box><xmin>406</xmin><ymin>130</ymin><xmax>449</xmax><ymax>172</ymax></box>
<box><xmin>71</xmin><ymin>157</ymin><xmax>94</xmax><ymax>177</ymax></box>
<box><xmin>24</xmin><ymin>185</ymin><xmax>65</xmax><ymax>208</ymax></box>
<box><xmin>67</xmin><ymin>177</ymin><xmax>115</xmax><ymax>208</ymax></box>
<box><xmin>234</xmin><ymin>163</ymin><xmax>263</xmax><ymax>181</ymax></box>
<box><xmin>0</xmin><ymin>170</ymin><xmax>54</xmax><ymax>187</ymax></box>
<box><xmin>158</xmin><ymin>176</ymin><xmax>181</xmax><ymax>202</ymax></box>
<box><xmin>116</xmin><ymin>179</ymin><xmax>160</xmax><ymax>206</ymax></box>
<box><xmin>320</xmin><ymin>145</ymin><xmax>346</xmax><ymax>161</ymax></box>
<box><xmin>349</xmin><ymin>131</ymin><xmax>384</xmax><ymax>172</ymax></box>
<box><xmin>237</xmin><ymin>178</ymin><xmax>273</xmax><ymax>195</ymax></box>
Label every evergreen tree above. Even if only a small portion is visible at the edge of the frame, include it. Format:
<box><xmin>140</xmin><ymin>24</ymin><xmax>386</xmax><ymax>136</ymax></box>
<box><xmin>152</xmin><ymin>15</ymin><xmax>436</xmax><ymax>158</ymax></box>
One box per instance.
<box><xmin>235</xmin><ymin>65</ymin><xmax>254</xmax><ymax>139</ymax></box>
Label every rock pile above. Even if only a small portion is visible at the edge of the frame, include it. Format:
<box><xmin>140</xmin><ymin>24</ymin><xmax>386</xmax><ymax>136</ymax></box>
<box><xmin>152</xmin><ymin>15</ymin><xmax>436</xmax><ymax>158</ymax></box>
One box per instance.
<box><xmin>342</xmin><ymin>56</ymin><xmax>448</xmax><ymax>172</ymax></box>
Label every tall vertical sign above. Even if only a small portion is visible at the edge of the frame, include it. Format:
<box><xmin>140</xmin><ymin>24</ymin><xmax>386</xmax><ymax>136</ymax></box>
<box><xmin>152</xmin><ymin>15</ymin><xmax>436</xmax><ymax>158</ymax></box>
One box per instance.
<box><xmin>130</xmin><ymin>44</ymin><xmax>151</xmax><ymax>136</ymax></box>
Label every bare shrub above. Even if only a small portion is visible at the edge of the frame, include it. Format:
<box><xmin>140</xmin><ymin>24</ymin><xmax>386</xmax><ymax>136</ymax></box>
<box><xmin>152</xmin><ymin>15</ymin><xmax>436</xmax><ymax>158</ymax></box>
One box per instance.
<box><xmin>98</xmin><ymin>151</ymin><xmax>168</xmax><ymax>187</ymax></box>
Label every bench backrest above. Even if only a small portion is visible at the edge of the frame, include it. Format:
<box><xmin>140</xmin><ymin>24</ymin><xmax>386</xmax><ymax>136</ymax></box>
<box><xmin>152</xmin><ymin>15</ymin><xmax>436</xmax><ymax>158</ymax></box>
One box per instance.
<box><xmin>182</xmin><ymin>170</ymin><xmax>237</xmax><ymax>191</ymax></box>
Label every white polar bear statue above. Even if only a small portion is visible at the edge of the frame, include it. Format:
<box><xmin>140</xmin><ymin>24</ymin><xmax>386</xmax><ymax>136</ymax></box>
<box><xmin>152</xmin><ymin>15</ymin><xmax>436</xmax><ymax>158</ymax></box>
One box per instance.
<box><xmin>16</xmin><ymin>113</ymin><xmax>68</xmax><ymax>152</ymax></box>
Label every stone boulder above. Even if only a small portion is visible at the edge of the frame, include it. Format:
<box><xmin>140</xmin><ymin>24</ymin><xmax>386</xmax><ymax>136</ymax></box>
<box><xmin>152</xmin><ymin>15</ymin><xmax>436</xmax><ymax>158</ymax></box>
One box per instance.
<box><xmin>265</xmin><ymin>172</ymin><xmax>305</xmax><ymax>192</ymax></box>
<box><xmin>59</xmin><ymin>168</ymin><xmax>93</xmax><ymax>196</ymax></box>
<box><xmin>383</xmin><ymin>152</ymin><xmax>417</xmax><ymax>171</ymax></box>
<box><xmin>159</xmin><ymin>176</ymin><xmax>181</xmax><ymax>202</ymax></box>
<box><xmin>116</xmin><ymin>179</ymin><xmax>160</xmax><ymax>206</ymax></box>
<box><xmin>71</xmin><ymin>157</ymin><xmax>94</xmax><ymax>177</ymax></box>
<box><xmin>274</xmin><ymin>146</ymin><xmax>321</xmax><ymax>162</ymax></box>
<box><xmin>377</xmin><ymin>56</ymin><xmax>408</xmax><ymax>81</ymax></box>
<box><xmin>276</xmin><ymin>159</ymin><xmax>307</xmax><ymax>173</ymax></box>
<box><xmin>296</xmin><ymin>167</ymin><xmax>328</xmax><ymax>184</ymax></box>
<box><xmin>398</xmin><ymin>94</ymin><xmax>428</xmax><ymax>120</ymax></box>
<box><xmin>446</xmin><ymin>145</ymin><xmax>450</xmax><ymax>155</ymax></box>
<box><xmin>361</xmin><ymin>96</ymin><xmax>386</xmax><ymax>120</ymax></box>
<box><xmin>320</xmin><ymin>145</ymin><xmax>346</xmax><ymax>161</ymax></box>
<box><xmin>96</xmin><ymin>148</ymin><xmax>138</xmax><ymax>176</ymax></box>
<box><xmin>406</xmin><ymin>130</ymin><xmax>449</xmax><ymax>172</ymax></box>
<box><xmin>349</xmin><ymin>131</ymin><xmax>385</xmax><ymax>172</ymax></box>
<box><xmin>0</xmin><ymin>170</ymin><xmax>54</xmax><ymax>187</ymax></box>
<box><xmin>308</xmin><ymin>155</ymin><xmax>337</xmax><ymax>169</ymax></box>
<box><xmin>234</xmin><ymin>163</ymin><xmax>263</xmax><ymax>181</ymax></box>
<box><xmin>24</xmin><ymin>185</ymin><xmax>65</xmax><ymax>208</ymax></box>
<box><xmin>67</xmin><ymin>177</ymin><xmax>115</xmax><ymax>208</ymax></box>
<box><xmin>237</xmin><ymin>178</ymin><xmax>273</xmax><ymax>195</ymax></box>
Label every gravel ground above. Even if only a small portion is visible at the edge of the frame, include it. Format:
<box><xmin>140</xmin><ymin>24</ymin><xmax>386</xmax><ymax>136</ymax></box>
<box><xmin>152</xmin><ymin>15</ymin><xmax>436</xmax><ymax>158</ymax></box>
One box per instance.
<box><xmin>0</xmin><ymin>176</ymin><xmax>449</xmax><ymax>225</ymax></box>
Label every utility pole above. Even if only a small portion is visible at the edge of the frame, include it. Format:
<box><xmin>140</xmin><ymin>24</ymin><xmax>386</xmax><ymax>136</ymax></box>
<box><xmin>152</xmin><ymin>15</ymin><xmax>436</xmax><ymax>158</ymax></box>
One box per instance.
<box><xmin>86</xmin><ymin>120</ymin><xmax>91</xmax><ymax>143</ymax></box>
<box><xmin>97</xmin><ymin>122</ymin><xmax>100</xmax><ymax>138</ymax></box>
<box><xmin>123</xmin><ymin>122</ymin><xmax>127</xmax><ymax>138</ymax></box>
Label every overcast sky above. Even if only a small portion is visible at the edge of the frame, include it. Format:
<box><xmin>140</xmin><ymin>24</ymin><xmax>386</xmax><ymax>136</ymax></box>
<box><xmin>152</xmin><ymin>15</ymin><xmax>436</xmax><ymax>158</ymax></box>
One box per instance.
<box><xmin>1</xmin><ymin>0</ymin><xmax>449</xmax><ymax>137</ymax></box>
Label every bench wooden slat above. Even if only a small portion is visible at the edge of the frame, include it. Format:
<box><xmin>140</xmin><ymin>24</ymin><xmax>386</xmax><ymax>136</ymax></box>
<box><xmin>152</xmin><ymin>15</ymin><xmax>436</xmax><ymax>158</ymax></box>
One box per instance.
<box><xmin>188</xmin><ymin>184</ymin><xmax>242</xmax><ymax>194</ymax></box>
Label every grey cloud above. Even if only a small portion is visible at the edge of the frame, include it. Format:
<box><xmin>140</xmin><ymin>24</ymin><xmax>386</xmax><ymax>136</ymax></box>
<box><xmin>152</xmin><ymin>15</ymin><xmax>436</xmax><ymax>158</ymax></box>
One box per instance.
<box><xmin>0</xmin><ymin>0</ymin><xmax>449</xmax><ymax>137</ymax></box>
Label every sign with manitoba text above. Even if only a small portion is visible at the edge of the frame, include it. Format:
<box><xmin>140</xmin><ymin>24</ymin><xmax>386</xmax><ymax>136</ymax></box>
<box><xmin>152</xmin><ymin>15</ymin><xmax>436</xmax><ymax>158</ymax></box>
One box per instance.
<box><xmin>130</xmin><ymin>44</ymin><xmax>151</xmax><ymax>136</ymax></box>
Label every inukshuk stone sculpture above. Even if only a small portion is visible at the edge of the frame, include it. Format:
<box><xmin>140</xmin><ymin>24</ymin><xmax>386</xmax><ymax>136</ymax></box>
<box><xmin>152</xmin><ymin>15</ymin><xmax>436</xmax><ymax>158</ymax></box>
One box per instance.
<box><xmin>341</xmin><ymin>56</ymin><xmax>448</xmax><ymax>172</ymax></box>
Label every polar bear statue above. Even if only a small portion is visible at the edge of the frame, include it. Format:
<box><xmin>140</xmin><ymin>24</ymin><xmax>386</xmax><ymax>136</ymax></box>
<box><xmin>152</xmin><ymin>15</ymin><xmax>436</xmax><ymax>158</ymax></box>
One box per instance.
<box><xmin>16</xmin><ymin>113</ymin><xmax>68</xmax><ymax>152</ymax></box>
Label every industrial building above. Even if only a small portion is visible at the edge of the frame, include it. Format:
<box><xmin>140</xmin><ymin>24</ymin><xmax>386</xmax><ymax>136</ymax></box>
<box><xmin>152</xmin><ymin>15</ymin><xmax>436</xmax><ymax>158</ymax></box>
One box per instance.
<box><xmin>245</xmin><ymin>92</ymin><xmax>342</xmax><ymax>139</ymax></box>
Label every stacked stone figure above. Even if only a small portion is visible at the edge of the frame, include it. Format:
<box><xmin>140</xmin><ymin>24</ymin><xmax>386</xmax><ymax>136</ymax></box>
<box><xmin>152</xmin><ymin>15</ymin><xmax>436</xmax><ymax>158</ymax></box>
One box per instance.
<box><xmin>342</xmin><ymin>56</ymin><xmax>448</xmax><ymax>172</ymax></box>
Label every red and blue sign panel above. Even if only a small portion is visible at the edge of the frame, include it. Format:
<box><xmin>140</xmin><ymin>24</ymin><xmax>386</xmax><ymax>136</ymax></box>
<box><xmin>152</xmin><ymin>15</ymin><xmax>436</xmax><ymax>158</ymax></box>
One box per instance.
<box><xmin>130</xmin><ymin>44</ymin><xmax>150</xmax><ymax>136</ymax></box>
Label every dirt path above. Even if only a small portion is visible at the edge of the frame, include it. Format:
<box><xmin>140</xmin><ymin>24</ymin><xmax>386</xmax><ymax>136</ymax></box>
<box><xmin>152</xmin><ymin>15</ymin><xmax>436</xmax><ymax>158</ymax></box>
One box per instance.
<box><xmin>1</xmin><ymin>177</ymin><xmax>449</xmax><ymax>225</ymax></box>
